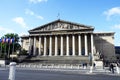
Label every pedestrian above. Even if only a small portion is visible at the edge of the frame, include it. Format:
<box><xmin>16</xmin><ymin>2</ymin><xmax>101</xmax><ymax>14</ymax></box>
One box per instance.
<box><xmin>84</xmin><ymin>63</ymin><xmax>87</xmax><ymax>69</ymax></box>
<box><xmin>93</xmin><ymin>63</ymin><xmax>96</xmax><ymax>69</ymax></box>
<box><xmin>110</xmin><ymin>63</ymin><xmax>114</xmax><ymax>74</ymax></box>
<box><xmin>82</xmin><ymin>63</ymin><xmax>85</xmax><ymax>69</ymax></box>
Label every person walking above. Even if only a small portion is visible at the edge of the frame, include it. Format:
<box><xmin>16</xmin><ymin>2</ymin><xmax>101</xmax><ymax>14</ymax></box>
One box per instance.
<box><xmin>93</xmin><ymin>63</ymin><xmax>96</xmax><ymax>69</ymax></box>
<box><xmin>110</xmin><ymin>63</ymin><xmax>114</xmax><ymax>74</ymax></box>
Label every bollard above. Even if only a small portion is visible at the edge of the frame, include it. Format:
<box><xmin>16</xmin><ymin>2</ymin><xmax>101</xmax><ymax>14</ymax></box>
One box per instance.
<box><xmin>70</xmin><ymin>65</ymin><xmax>72</xmax><ymax>69</ymax></box>
<box><xmin>116</xmin><ymin>64</ymin><xmax>120</xmax><ymax>74</ymax></box>
<box><xmin>64</xmin><ymin>64</ymin><xmax>66</xmax><ymax>69</ymax></box>
<box><xmin>89</xmin><ymin>66</ymin><xmax>93</xmax><ymax>73</ymax></box>
<box><xmin>77</xmin><ymin>65</ymin><xmax>80</xmax><ymax>69</ymax></box>
<box><xmin>52</xmin><ymin>64</ymin><xmax>54</xmax><ymax>68</ymax></box>
<box><xmin>8</xmin><ymin>62</ymin><xmax>16</xmax><ymax>80</ymax></box>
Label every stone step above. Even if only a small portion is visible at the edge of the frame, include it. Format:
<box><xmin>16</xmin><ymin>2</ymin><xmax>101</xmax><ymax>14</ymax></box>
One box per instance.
<box><xmin>32</xmin><ymin>56</ymin><xmax>89</xmax><ymax>60</ymax></box>
<box><xmin>21</xmin><ymin>56</ymin><xmax>90</xmax><ymax>64</ymax></box>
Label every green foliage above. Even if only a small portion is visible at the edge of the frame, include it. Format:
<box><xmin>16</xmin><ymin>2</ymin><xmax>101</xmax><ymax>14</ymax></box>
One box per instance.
<box><xmin>0</xmin><ymin>33</ymin><xmax>21</xmax><ymax>58</ymax></box>
<box><xmin>19</xmin><ymin>49</ymin><xmax>28</xmax><ymax>56</ymax></box>
<box><xmin>0</xmin><ymin>53</ymin><xmax>4</xmax><ymax>58</ymax></box>
<box><xmin>3</xmin><ymin>33</ymin><xmax>19</xmax><ymax>42</ymax></box>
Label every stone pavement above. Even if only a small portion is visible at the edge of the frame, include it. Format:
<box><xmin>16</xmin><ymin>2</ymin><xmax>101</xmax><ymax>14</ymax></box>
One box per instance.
<box><xmin>15</xmin><ymin>67</ymin><xmax>119</xmax><ymax>75</ymax></box>
<box><xmin>0</xmin><ymin>67</ymin><xmax>120</xmax><ymax>80</ymax></box>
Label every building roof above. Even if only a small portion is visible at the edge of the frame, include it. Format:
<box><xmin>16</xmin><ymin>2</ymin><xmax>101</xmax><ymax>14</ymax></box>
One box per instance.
<box><xmin>94</xmin><ymin>32</ymin><xmax>115</xmax><ymax>34</ymax></box>
<box><xmin>21</xmin><ymin>35</ymin><xmax>29</xmax><ymax>38</ymax></box>
<box><xmin>29</xmin><ymin>19</ymin><xmax>94</xmax><ymax>33</ymax></box>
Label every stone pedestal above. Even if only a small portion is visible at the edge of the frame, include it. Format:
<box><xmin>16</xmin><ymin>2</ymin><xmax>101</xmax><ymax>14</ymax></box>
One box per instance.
<box><xmin>94</xmin><ymin>60</ymin><xmax>103</xmax><ymax>68</ymax></box>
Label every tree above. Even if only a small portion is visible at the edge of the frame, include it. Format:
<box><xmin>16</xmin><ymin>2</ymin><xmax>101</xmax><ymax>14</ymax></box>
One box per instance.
<box><xmin>0</xmin><ymin>33</ymin><xmax>21</xmax><ymax>59</ymax></box>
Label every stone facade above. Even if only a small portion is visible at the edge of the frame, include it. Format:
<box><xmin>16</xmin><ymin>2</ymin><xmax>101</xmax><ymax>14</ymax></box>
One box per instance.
<box><xmin>21</xmin><ymin>19</ymin><xmax>116</xmax><ymax>63</ymax></box>
<box><xmin>94</xmin><ymin>32</ymin><xmax>115</xmax><ymax>61</ymax></box>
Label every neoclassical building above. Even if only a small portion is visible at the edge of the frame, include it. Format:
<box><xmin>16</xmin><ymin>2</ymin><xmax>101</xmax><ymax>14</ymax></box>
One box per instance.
<box><xmin>21</xmin><ymin>19</ymin><xmax>116</xmax><ymax>64</ymax></box>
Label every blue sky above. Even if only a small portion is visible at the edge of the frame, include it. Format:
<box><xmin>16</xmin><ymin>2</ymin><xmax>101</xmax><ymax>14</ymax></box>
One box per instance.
<box><xmin>0</xmin><ymin>0</ymin><xmax>120</xmax><ymax>46</ymax></box>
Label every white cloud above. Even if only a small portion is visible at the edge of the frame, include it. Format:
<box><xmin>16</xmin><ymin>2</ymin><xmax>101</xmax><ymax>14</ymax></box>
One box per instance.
<box><xmin>112</xmin><ymin>24</ymin><xmax>120</xmax><ymax>29</ymax></box>
<box><xmin>103</xmin><ymin>7</ymin><xmax>120</xmax><ymax>20</ymax></box>
<box><xmin>25</xmin><ymin>9</ymin><xmax>34</xmax><ymax>16</ymax></box>
<box><xmin>12</xmin><ymin>17</ymin><xmax>28</xmax><ymax>28</ymax></box>
<box><xmin>0</xmin><ymin>26</ymin><xmax>15</xmax><ymax>37</ymax></box>
<box><xmin>29</xmin><ymin>0</ymin><xmax>47</xmax><ymax>4</ymax></box>
<box><xmin>25</xmin><ymin>9</ymin><xmax>44</xmax><ymax>20</ymax></box>
<box><xmin>36</xmin><ymin>15</ymin><xmax>44</xmax><ymax>19</ymax></box>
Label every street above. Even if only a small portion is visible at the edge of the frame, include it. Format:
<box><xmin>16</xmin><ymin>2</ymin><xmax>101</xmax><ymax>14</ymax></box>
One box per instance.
<box><xmin>0</xmin><ymin>68</ymin><xmax>120</xmax><ymax>80</ymax></box>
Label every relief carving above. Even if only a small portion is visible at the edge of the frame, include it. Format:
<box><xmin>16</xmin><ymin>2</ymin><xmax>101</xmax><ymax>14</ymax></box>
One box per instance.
<box><xmin>31</xmin><ymin>20</ymin><xmax>92</xmax><ymax>32</ymax></box>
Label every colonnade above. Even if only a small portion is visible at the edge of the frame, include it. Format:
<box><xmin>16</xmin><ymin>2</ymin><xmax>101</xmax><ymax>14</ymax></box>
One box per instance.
<box><xmin>29</xmin><ymin>34</ymin><xmax>94</xmax><ymax>57</ymax></box>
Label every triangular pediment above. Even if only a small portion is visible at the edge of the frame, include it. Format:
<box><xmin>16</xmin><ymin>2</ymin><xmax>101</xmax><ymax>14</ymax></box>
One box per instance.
<box><xmin>29</xmin><ymin>19</ymin><xmax>94</xmax><ymax>32</ymax></box>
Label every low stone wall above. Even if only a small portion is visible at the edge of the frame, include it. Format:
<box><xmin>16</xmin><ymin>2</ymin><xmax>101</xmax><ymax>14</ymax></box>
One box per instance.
<box><xmin>0</xmin><ymin>60</ymin><xmax>5</xmax><ymax>66</ymax></box>
<box><xmin>16</xmin><ymin>64</ymin><xmax>84</xmax><ymax>70</ymax></box>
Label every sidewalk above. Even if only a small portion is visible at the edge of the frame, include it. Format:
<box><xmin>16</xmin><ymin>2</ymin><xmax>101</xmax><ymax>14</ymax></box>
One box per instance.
<box><xmin>0</xmin><ymin>67</ymin><xmax>7</xmax><ymax>70</ymax></box>
<box><xmin>15</xmin><ymin>66</ymin><xmax>120</xmax><ymax>76</ymax></box>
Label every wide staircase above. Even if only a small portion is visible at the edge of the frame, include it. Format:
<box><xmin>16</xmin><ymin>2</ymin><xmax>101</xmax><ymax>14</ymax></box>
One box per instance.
<box><xmin>21</xmin><ymin>56</ymin><xmax>90</xmax><ymax>64</ymax></box>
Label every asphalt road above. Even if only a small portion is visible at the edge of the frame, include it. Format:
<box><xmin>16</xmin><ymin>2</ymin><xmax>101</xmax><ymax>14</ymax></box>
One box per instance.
<box><xmin>0</xmin><ymin>69</ymin><xmax>120</xmax><ymax>80</ymax></box>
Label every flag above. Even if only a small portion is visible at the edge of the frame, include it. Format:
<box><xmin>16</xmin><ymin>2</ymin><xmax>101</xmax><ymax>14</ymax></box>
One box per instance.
<box><xmin>2</xmin><ymin>38</ymin><xmax>6</xmax><ymax>43</ymax></box>
<box><xmin>6</xmin><ymin>38</ymin><xmax>10</xmax><ymax>43</ymax></box>
<box><xmin>10</xmin><ymin>38</ymin><xmax>14</xmax><ymax>44</ymax></box>
<box><xmin>0</xmin><ymin>39</ymin><xmax>2</xmax><ymax>52</ymax></box>
<box><xmin>0</xmin><ymin>39</ymin><xmax>2</xmax><ymax>43</ymax></box>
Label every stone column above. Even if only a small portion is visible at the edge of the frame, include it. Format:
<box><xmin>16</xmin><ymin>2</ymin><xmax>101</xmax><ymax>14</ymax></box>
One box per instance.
<box><xmin>49</xmin><ymin>36</ymin><xmax>52</xmax><ymax>56</ymax></box>
<box><xmin>78</xmin><ymin>34</ymin><xmax>81</xmax><ymax>56</ymax></box>
<box><xmin>84</xmin><ymin>34</ymin><xmax>88</xmax><ymax>56</ymax></box>
<box><xmin>28</xmin><ymin>37</ymin><xmax>31</xmax><ymax>55</ymax></box>
<box><xmin>39</xmin><ymin>36</ymin><xmax>41</xmax><ymax>55</ymax></box>
<box><xmin>44</xmin><ymin>36</ymin><xmax>46</xmax><ymax>56</ymax></box>
<box><xmin>60</xmin><ymin>35</ymin><xmax>63</xmax><ymax>56</ymax></box>
<box><xmin>33</xmin><ymin>36</ymin><xmax>36</xmax><ymax>55</ymax></box>
<box><xmin>55</xmin><ymin>36</ymin><xmax>58</xmax><ymax>56</ymax></box>
<box><xmin>72</xmin><ymin>35</ymin><xmax>75</xmax><ymax>56</ymax></box>
<box><xmin>66</xmin><ymin>35</ymin><xmax>69</xmax><ymax>56</ymax></box>
<box><xmin>91</xmin><ymin>34</ymin><xmax>94</xmax><ymax>60</ymax></box>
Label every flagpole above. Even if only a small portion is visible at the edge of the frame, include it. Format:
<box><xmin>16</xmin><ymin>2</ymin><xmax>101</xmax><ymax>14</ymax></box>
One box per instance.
<box><xmin>4</xmin><ymin>38</ymin><xmax>7</xmax><ymax>59</ymax></box>
<box><xmin>0</xmin><ymin>39</ymin><xmax>1</xmax><ymax>54</ymax></box>
<box><xmin>0</xmin><ymin>41</ymin><xmax>2</xmax><ymax>54</ymax></box>
<box><xmin>8</xmin><ymin>42</ymin><xmax>10</xmax><ymax>59</ymax></box>
<box><xmin>12</xmin><ymin>38</ymin><xmax>15</xmax><ymax>61</ymax></box>
<box><xmin>0</xmin><ymin>42</ymin><xmax>2</xmax><ymax>54</ymax></box>
<box><xmin>4</xmin><ymin>38</ymin><xmax>7</xmax><ymax>67</ymax></box>
<box><xmin>12</xmin><ymin>39</ymin><xmax>15</xmax><ymax>54</ymax></box>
